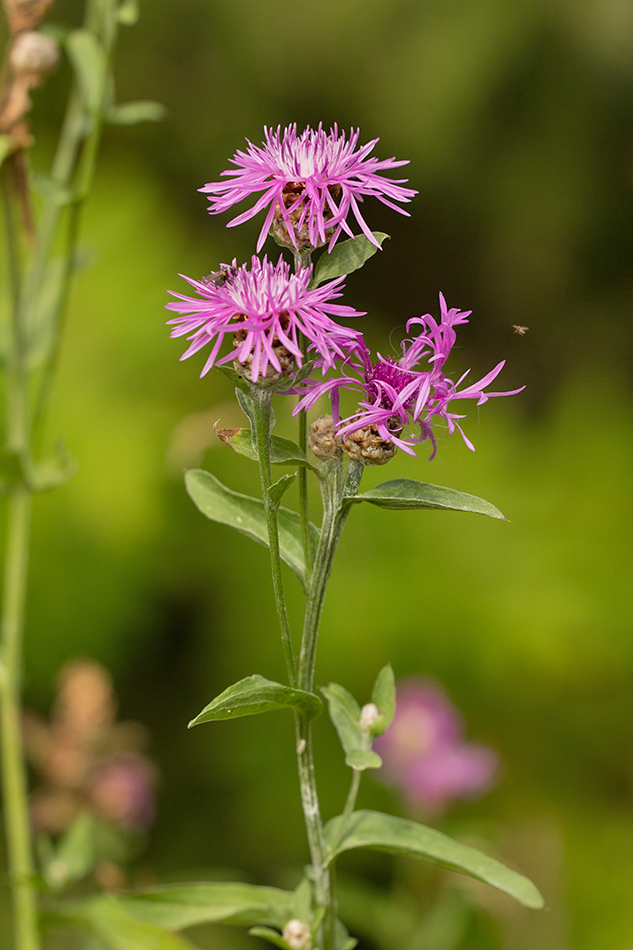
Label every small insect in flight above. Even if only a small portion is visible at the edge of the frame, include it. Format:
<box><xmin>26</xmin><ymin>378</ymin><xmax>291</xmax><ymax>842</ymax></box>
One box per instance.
<box><xmin>512</xmin><ymin>325</ymin><xmax>529</xmax><ymax>336</ymax></box>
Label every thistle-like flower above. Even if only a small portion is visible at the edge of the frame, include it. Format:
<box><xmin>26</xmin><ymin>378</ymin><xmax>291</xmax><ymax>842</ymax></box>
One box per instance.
<box><xmin>200</xmin><ymin>123</ymin><xmax>417</xmax><ymax>252</ymax></box>
<box><xmin>166</xmin><ymin>255</ymin><xmax>363</xmax><ymax>382</ymax></box>
<box><xmin>295</xmin><ymin>293</ymin><xmax>521</xmax><ymax>457</ymax></box>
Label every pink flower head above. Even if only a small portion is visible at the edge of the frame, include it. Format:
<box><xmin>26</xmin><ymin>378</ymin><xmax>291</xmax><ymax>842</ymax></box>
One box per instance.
<box><xmin>88</xmin><ymin>754</ymin><xmax>157</xmax><ymax>830</ymax></box>
<box><xmin>373</xmin><ymin>679</ymin><xmax>499</xmax><ymax>812</ymax></box>
<box><xmin>200</xmin><ymin>124</ymin><xmax>417</xmax><ymax>252</ymax></box>
<box><xmin>294</xmin><ymin>293</ymin><xmax>522</xmax><ymax>456</ymax></box>
<box><xmin>166</xmin><ymin>255</ymin><xmax>363</xmax><ymax>382</ymax></box>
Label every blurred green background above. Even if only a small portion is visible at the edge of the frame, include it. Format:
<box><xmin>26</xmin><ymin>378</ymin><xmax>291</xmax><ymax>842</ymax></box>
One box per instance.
<box><xmin>3</xmin><ymin>0</ymin><xmax>633</xmax><ymax>947</ymax></box>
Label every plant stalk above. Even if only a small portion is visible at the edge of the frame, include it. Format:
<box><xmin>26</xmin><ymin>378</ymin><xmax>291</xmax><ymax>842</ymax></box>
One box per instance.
<box><xmin>251</xmin><ymin>387</ymin><xmax>297</xmax><ymax>686</ymax></box>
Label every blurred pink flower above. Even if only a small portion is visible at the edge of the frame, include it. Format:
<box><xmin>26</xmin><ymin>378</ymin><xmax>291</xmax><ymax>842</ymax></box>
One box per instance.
<box><xmin>89</xmin><ymin>754</ymin><xmax>157</xmax><ymax>830</ymax></box>
<box><xmin>200</xmin><ymin>123</ymin><xmax>416</xmax><ymax>252</ymax></box>
<box><xmin>373</xmin><ymin>678</ymin><xmax>499</xmax><ymax>812</ymax></box>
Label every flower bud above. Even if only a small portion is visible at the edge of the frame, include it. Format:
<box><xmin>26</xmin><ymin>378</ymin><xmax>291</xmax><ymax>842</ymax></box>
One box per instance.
<box><xmin>3</xmin><ymin>0</ymin><xmax>54</xmax><ymax>33</ymax></box>
<box><xmin>283</xmin><ymin>919</ymin><xmax>311</xmax><ymax>950</ymax></box>
<box><xmin>10</xmin><ymin>31</ymin><xmax>59</xmax><ymax>83</ymax></box>
<box><xmin>360</xmin><ymin>702</ymin><xmax>381</xmax><ymax>732</ymax></box>
<box><xmin>308</xmin><ymin>415</ymin><xmax>343</xmax><ymax>460</ymax></box>
<box><xmin>344</xmin><ymin>424</ymin><xmax>397</xmax><ymax>466</ymax></box>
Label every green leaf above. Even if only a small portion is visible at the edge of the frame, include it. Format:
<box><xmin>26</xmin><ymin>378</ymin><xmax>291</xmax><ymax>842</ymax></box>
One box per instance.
<box><xmin>57</xmin><ymin>895</ymin><xmax>196</xmax><ymax>949</ymax></box>
<box><xmin>215</xmin><ymin>427</ymin><xmax>317</xmax><ymax>472</ymax></box>
<box><xmin>44</xmin><ymin>811</ymin><xmax>95</xmax><ymax>890</ymax></box>
<box><xmin>31</xmin><ymin>175</ymin><xmax>74</xmax><ymax>207</ymax></box>
<box><xmin>321</xmin><ymin>684</ymin><xmax>379</xmax><ymax>771</ymax></box>
<box><xmin>188</xmin><ymin>674</ymin><xmax>322</xmax><ymax>727</ymax></box>
<box><xmin>185</xmin><ymin>469</ymin><xmax>319</xmax><ymax>587</ymax></box>
<box><xmin>117</xmin><ymin>882</ymin><xmax>296</xmax><ymax>930</ymax></box>
<box><xmin>311</xmin><ymin>233</ymin><xmax>390</xmax><ymax>288</ymax></box>
<box><xmin>106</xmin><ymin>101</ymin><xmax>166</xmax><ymax>125</ymax></box>
<box><xmin>353</xmin><ymin>479</ymin><xmax>506</xmax><ymax>519</ymax></box>
<box><xmin>345</xmin><ymin>750</ymin><xmax>382</xmax><ymax>770</ymax></box>
<box><xmin>335</xmin><ymin>920</ymin><xmax>358</xmax><ymax>950</ymax></box>
<box><xmin>65</xmin><ymin>30</ymin><xmax>106</xmax><ymax>116</ymax></box>
<box><xmin>0</xmin><ymin>134</ymin><xmax>14</xmax><ymax>165</ymax></box>
<box><xmin>268</xmin><ymin>473</ymin><xmax>297</xmax><ymax>508</ymax></box>
<box><xmin>28</xmin><ymin>441</ymin><xmax>77</xmax><ymax>492</ymax></box>
<box><xmin>324</xmin><ymin>811</ymin><xmax>544</xmax><ymax>909</ymax></box>
<box><xmin>0</xmin><ymin>443</ymin><xmax>76</xmax><ymax>495</ymax></box>
<box><xmin>248</xmin><ymin>927</ymin><xmax>291</xmax><ymax>949</ymax></box>
<box><xmin>235</xmin><ymin>386</ymin><xmax>256</xmax><ymax>423</ymax></box>
<box><xmin>217</xmin><ymin>363</ymin><xmax>254</xmax><ymax>396</ymax></box>
<box><xmin>370</xmin><ymin>665</ymin><xmax>396</xmax><ymax>735</ymax></box>
<box><xmin>117</xmin><ymin>0</ymin><xmax>140</xmax><ymax>24</ymax></box>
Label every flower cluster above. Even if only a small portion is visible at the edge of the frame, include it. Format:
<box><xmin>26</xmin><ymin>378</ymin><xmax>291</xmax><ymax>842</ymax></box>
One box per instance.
<box><xmin>294</xmin><ymin>293</ymin><xmax>521</xmax><ymax>458</ymax></box>
<box><xmin>167</xmin><ymin>123</ymin><xmax>519</xmax><ymax>458</ymax></box>
<box><xmin>200</xmin><ymin>123</ymin><xmax>417</xmax><ymax>252</ymax></box>
<box><xmin>373</xmin><ymin>678</ymin><xmax>499</xmax><ymax>812</ymax></box>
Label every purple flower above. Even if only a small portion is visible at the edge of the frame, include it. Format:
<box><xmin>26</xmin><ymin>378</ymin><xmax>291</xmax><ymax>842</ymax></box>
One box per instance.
<box><xmin>373</xmin><ymin>679</ymin><xmax>499</xmax><ymax>812</ymax></box>
<box><xmin>294</xmin><ymin>293</ymin><xmax>522</xmax><ymax>456</ymax></box>
<box><xmin>166</xmin><ymin>255</ymin><xmax>363</xmax><ymax>382</ymax></box>
<box><xmin>199</xmin><ymin>124</ymin><xmax>417</xmax><ymax>252</ymax></box>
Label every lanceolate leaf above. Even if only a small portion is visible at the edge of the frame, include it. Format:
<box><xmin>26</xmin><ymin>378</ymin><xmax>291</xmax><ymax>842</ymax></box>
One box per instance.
<box><xmin>65</xmin><ymin>30</ymin><xmax>106</xmax><ymax>116</ymax></box>
<box><xmin>311</xmin><ymin>233</ymin><xmax>390</xmax><ymax>288</ymax></box>
<box><xmin>54</xmin><ymin>895</ymin><xmax>196</xmax><ymax>950</ymax></box>
<box><xmin>44</xmin><ymin>811</ymin><xmax>95</xmax><ymax>890</ymax></box>
<box><xmin>370</xmin><ymin>665</ymin><xmax>396</xmax><ymax>734</ymax></box>
<box><xmin>188</xmin><ymin>675</ymin><xmax>322</xmax><ymax>727</ymax></box>
<box><xmin>184</xmin><ymin>469</ymin><xmax>319</xmax><ymax>587</ymax></box>
<box><xmin>215</xmin><ymin>427</ymin><xmax>317</xmax><ymax>471</ymax></box>
<box><xmin>321</xmin><ymin>684</ymin><xmax>381</xmax><ymax>771</ymax></box>
<box><xmin>324</xmin><ymin>811</ymin><xmax>544</xmax><ymax>909</ymax></box>
<box><xmin>268</xmin><ymin>473</ymin><xmax>297</xmax><ymax>508</ymax></box>
<box><xmin>106</xmin><ymin>100</ymin><xmax>166</xmax><ymax>125</ymax></box>
<box><xmin>352</xmin><ymin>479</ymin><xmax>506</xmax><ymax>519</ymax></box>
<box><xmin>116</xmin><ymin>882</ymin><xmax>296</xmax><ymax>930</ymax></box>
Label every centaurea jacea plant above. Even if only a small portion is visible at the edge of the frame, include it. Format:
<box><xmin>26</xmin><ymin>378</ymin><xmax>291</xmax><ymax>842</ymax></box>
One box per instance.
<box><xmin>115</xmin><ymin>125</ymin><xmax>544</xmax><ymax>950</ymax></box>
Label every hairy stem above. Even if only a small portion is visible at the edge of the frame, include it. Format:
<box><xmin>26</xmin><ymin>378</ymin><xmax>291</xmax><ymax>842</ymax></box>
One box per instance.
<box><xmin>294</xmin><ymin>459</ymin><xmax>364</xmax><ymax>949</ymax></box>
<box><xmin>251</xmin><ymin>387</ymin><xmax>297</xmax><ymax>685</ymax></box>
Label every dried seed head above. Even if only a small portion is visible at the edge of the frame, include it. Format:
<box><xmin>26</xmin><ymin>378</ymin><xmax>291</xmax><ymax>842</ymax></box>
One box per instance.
<box><xmin>344</xmin><ymin>424</ymin><xmax>398</xmax><ymax>466</ymax></box>
<box><xmin>360</xmin><ymin>702</ymin><xmax>381</xmax><ymax>732</ymax></box>
<box><xmin>9</xmin><ymin>31</ymin><xmax>59</xmax><ymax>83</ymax></box>
<box><xmin>308</xmin><ymin>414</ymin><xmax>343</xmax><ymax>460</ymax></box>
<box><xmin>3</xmin><ymin>0</ymin><xmax>54</xmax><ymax>33</ymax></box>
<box><xmin>283</xmin><ymin>919</ymin><xmax>311</xmax><ymax>950</ymax></box>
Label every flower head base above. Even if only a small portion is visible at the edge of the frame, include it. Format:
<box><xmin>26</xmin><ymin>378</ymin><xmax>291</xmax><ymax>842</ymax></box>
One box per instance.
<box><xmin>295</xmin><ymin>293</ymin><xmax>522</xmax><ymax>457</ymax></box>
<box><xmin>166</xmin><ymin>255</ymin><xmax>363</xmax><ymax>383</ymax></box>
<box><xmin>200</xmin><ymin>124</ymin><xmax>417</xmax><ymax>253</ymax></box>
<box><xmin>373</xmin><ymin>678</ymin><xmax>499</xmax><ymax>812</ymax></box>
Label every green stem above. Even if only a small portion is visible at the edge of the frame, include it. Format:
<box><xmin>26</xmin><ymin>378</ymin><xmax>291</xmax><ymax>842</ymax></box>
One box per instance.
<box><xmin>294</xmin><ymin>459</ymin><xmax>363</xmax><ymax>950</ymax></box>
<box><xmin>0</xmin><ymin>488</ymin><xmax>37</xmax><ymax>950</ymax></box>
<box><xmin>251</xmin><ymin>387</ymin><xmax>297</xmax><ymax>685</ymax></box>
<box><xmin>32</xmin><ymin>0</ymin><xmax>119</xmax><ymax>435</ymax></box>
<box><xmin>292</xmin><ymin>249</ymin><xmax>313</xmax><ymax>584</ymax></box>
<box><xmin>1</xmin><ymin>126</ymin><xmax>38</xmax><ymax>950</ymax></box>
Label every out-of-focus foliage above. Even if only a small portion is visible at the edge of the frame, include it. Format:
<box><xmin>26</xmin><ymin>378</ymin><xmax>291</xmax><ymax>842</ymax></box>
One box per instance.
<box><xmin>2</xmin><ymin>0</ymin><xmax>633</xmax><ymax>947</ymax></box>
